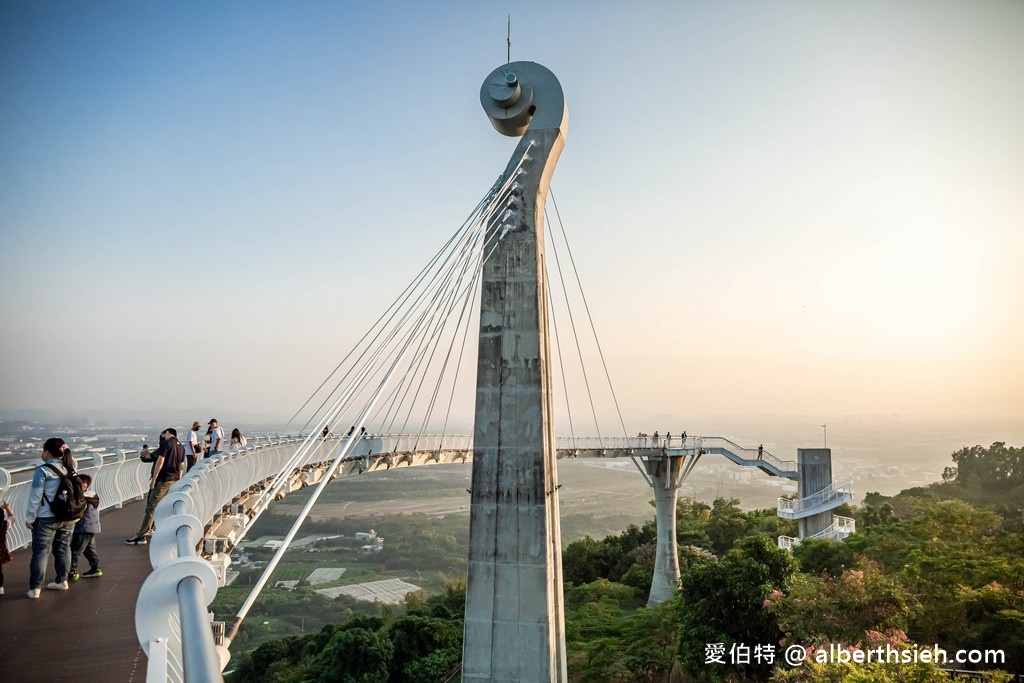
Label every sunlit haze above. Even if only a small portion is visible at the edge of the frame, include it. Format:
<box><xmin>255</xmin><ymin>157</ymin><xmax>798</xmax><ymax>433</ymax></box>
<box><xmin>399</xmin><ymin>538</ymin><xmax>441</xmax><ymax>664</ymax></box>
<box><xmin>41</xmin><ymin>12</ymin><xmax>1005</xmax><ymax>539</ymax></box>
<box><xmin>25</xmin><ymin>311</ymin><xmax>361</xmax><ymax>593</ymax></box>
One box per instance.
<box><xmin>1</xmin><ymin>2</ymin><xmax>1021</xmax><ymax>437</ymax></box>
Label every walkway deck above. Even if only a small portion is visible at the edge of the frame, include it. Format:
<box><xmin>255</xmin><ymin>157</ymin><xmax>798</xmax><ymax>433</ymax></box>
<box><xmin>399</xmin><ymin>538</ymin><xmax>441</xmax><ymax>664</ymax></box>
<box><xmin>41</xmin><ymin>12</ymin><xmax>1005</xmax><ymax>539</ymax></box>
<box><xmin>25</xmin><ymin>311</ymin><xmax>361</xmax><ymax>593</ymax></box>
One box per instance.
<box><xmin>0</xmin><ymin>500</ymin><xmax>151</xmax><ymax>682</ymax></box>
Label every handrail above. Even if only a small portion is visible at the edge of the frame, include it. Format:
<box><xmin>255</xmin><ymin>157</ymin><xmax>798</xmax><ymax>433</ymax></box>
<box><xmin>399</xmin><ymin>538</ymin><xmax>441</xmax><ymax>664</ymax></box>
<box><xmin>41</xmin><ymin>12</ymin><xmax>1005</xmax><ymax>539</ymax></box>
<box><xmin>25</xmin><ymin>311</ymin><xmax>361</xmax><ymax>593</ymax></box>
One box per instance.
<box><xmin>695</xmin><ymin>436</ymin><xmax>797</xmax><ymax>473</ymax></box>
<box><xmin>778</xmin><ymin>481</ymin><xmax>853</xmax><ymax>514</ymax></box>
<box><xmin>0</xmin><ymin>448</ymin><xmax>153</xmax><ymax>551</ymax></box>
<box><xmin>137</xmin><ymin>436</ymin><xmax>312</xmax><ymax>683</ymax></box>
<box><xmin>138</xmin><ymin>433</ymin><xmax>484</xmax><ymax>682</ymax></box>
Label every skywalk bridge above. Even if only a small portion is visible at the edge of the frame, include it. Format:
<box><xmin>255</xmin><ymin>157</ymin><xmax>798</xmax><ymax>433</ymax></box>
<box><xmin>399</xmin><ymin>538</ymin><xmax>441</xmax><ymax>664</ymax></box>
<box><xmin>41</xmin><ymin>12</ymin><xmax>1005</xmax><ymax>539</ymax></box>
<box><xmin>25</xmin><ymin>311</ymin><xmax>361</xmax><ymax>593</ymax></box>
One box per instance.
<box><xmin>0</xmin><ymin>432</ymin><xmax>852</xmax><ymax>682</ymax></box>
<box><xmin>1</xmin><ymin>59</ymin><xmax>856</xmax><ymax>682</ymax></box>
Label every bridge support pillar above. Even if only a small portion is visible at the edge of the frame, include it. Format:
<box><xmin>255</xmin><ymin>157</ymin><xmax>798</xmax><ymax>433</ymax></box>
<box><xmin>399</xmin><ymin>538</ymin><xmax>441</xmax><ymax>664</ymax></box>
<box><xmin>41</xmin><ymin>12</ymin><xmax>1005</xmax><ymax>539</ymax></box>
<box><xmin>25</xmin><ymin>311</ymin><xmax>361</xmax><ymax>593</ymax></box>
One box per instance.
<box><xmin>797</xmin><ymin>448</ymin><xmax>833</xmax><ymax>538</ymax></box>
<box><xmin>645</xmin><ymin>456</ymin><xmax>684</xmax><ymax>606</ymax></box>
<box><xmin>464</xmin><ymin>62</ymin><xmax>569</xmax><ymax>682</ymax></box>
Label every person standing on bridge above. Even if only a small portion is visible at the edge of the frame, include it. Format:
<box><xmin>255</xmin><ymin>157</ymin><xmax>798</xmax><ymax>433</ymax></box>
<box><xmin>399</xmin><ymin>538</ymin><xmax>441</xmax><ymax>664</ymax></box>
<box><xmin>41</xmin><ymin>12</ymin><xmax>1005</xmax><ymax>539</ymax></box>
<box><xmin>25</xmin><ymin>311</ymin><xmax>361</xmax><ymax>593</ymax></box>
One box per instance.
<box><xmin>230</xmin><ymin>428</ymin><xmax>247</xmax><ymax>450</ymax></box>
<box><xmin>24</xmin><ymin>438</ymin><xmax>78</xmax><ymax>598</ymax></box>
<box><xmin>68</xmin><ymin>474</ymin><xmax>102</xmax><ymax>581</ymax></box>
<box><xmin>208</xmin><ymin>418</ymin><xmax>224</xmax><ymax>456</ymax></box>
<box><xmin>0</xmin><ymin>500</ymin><xmax>14</xmax><ymax>595</ymax></box>
<box><xmin>757</xmin><ymin>444</ymin><xmax>764</xmax><ymax>460</ymax></box>
<box><xmin>184</xmin><ymin>421</ymin><xmax>201</xmax><ymax>470</ymax></box>
<box><xmin>126</xmin><ymin>428</ymin><xmax>184</xmax><ymax>545</ymax></box>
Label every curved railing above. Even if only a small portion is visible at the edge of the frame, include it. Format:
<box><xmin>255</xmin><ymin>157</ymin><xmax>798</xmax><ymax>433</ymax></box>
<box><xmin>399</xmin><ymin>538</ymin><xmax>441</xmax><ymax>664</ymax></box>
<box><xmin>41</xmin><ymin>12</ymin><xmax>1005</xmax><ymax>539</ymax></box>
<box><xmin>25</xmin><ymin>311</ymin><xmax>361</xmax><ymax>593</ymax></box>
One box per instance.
<box><xmin>777</xmin><ymin>481</ymin><xmax>854</xmax><ymax>518</ymax></box>
<box><xmin>810</xmin><ymin>514</ymin><xmax>856</xmax><ymax>541</ymax></box>
<box><xmin>137</xmin><ymin>434</ymin><xmax>330</xmax><ymax>682</ymax></box>
<box><xmin>777</xmin><ymin>535</ymin><xmax>800</xmax><ymax>550</ymax></box>
<box><xmin>0</xmin><ymin>449</ymin><xmax>156</xmax><ymax>551</ymax></box>
<box><xmin>136</xmin><ymin>432</ymin><xmax>478</xmax><ymax>682</ymax></box>
<box><xmin>777</xmin><ymin>514</ymin><xmax>856</xmax><ymax>549</ymax></box>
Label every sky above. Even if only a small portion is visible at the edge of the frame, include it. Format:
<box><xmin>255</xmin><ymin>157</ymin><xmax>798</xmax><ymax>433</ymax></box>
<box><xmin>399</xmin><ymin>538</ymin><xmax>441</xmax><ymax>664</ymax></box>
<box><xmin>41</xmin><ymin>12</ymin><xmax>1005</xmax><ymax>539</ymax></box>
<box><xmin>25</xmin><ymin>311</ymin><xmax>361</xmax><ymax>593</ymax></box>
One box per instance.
<box><xmin>1</xmin><ymin>1</ymin><xmax>1022</xmax><ymax>435</ymax></box>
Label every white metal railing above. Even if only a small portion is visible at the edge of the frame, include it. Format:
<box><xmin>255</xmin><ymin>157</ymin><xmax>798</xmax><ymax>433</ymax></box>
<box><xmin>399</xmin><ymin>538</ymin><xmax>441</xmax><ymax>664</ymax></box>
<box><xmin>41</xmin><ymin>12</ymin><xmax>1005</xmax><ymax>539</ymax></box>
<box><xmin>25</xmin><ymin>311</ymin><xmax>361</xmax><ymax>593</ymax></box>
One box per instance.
<box><xmin>778</xmin><ymin>514</ymin><xmax>856</xmax><ymax>549</ymax></box>
<box><xmin>551</xmin><ymin>434</ymin><xmax>797</xmax><ymax>473</ymax></box>
<box><xmin>0</xmin><ymin>449</ymin><xmax>154</xmax><ymax>551</ymax></box>
<box><xmin>696</xmin><ymin>436</ymin><xmax>797</xmax><ymax>474</ymax></box>
<box><xmin>135</xmin><ymin>432</ymin><xmax>482</xmax><ymax>682</ymax></box>
<box><xmin>777</xmin><ymin>535</ymin><xmax>801</xmax><ymax>550</ymax></box>
<box><xmin>777</xmin><ymin>481</ymin><xmax>853</xmax><ymax>516</ymax></box>
<box><xmin>137</xmin><ymin>435</ymin><xmax>309</xmax><ymax>683</ymax></box>
<box><xmin>809</xmin><ymin>514</ymin><xmax>856</xmax><ymax>541</ymax></box>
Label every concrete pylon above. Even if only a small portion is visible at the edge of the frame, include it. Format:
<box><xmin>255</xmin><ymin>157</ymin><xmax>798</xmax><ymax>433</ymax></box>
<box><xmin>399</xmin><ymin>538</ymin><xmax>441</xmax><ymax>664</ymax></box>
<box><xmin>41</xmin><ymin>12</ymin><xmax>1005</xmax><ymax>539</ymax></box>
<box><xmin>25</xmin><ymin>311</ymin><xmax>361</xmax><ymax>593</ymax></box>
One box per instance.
<box><xmin>463</xmin><ymin>62</ymin><xmax>569</xmax><ymax>682</ymax></box>
<box><xmin>644</xmin><ymin>456</ymin><xmax>684</xmax><ymax>606</ymax></box>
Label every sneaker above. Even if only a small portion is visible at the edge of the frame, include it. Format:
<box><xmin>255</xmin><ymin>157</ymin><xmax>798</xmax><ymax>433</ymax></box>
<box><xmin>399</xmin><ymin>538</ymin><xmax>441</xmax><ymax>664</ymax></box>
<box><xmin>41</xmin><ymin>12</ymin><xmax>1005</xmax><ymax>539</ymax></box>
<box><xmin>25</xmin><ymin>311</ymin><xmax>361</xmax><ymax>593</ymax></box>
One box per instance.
<box><xmin>46</xmin><ymin>580</ymin><xmax>69</xmax><ymax>591</ymax></box>
<box><xmin>26</xmin><ymin>588</ymin><xmax>40</xmax><ymax>599</ymax></box>
<box><xmin>69</xmin><ymin>572</ymin><xmax>80</xmax><ymax>582</ymax></box>
<box><xmin>125</xmin><ymin>536</ymin><xmax>148</xmax><ymax>545</ymax></box>
<box><xmin>82</xmin><ymin>568</ymin><xmax>103</xmax><ymax>578</ymax></box>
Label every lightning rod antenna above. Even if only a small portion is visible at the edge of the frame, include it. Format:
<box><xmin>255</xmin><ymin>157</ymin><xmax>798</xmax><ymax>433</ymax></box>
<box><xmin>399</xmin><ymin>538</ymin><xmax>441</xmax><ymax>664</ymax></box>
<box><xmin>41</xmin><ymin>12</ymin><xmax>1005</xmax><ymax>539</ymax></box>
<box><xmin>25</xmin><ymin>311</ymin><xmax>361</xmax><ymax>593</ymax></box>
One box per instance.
<box><xmin>507</xmin><ymin>15</ymin><xmax>511</xmax><ymax>63</ymax></box>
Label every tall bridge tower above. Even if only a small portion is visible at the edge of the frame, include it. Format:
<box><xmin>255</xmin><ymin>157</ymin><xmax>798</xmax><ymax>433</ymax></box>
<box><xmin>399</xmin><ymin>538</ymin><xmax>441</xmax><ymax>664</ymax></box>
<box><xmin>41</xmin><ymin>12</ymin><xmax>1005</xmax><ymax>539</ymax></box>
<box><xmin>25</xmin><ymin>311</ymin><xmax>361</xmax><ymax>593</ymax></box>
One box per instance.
<box><xmin>464</xmin><ymin>61</ymin><xmax>569</xmax><ymax>682</ymax></box>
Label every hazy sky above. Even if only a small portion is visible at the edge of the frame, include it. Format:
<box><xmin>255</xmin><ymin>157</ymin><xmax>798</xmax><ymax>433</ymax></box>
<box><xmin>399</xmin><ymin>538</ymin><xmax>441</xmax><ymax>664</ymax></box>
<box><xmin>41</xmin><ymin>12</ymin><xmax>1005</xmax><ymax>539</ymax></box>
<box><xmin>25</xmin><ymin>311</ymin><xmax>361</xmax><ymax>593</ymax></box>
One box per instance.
<box><xmin>1</xmin><ymin>1</ymin><xmax>1022</xmax><ymax>430</ymax></box>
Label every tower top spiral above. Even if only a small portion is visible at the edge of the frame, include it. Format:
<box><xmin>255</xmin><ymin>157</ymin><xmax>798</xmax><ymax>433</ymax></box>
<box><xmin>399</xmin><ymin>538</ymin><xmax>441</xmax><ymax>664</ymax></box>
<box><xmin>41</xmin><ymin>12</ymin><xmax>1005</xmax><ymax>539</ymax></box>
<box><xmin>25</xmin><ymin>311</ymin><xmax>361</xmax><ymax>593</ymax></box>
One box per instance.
<box><xmin>480</xmin><ymin>61</ymin><xmax>568</xmax><ymax>138</ymax></box>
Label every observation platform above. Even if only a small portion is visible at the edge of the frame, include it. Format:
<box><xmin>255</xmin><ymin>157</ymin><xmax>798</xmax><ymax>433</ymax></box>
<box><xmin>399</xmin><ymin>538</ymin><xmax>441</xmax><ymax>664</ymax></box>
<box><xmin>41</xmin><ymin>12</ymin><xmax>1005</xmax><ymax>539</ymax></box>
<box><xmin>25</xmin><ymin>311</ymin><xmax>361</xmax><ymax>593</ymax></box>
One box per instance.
<box><xmin>0</xmin><ymin>501</ymin><xmax>150</xmax><ymax>683</ymax></box>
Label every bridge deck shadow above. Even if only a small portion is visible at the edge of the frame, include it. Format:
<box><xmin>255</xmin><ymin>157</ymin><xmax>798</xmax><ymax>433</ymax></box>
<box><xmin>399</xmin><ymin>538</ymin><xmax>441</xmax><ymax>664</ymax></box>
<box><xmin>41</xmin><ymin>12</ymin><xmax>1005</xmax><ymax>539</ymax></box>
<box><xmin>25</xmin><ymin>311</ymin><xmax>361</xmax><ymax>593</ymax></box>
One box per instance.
<box><xmin>0</xmin><ymin>500</ymin><xmax>151</xmax><ymax>683</ymax></box>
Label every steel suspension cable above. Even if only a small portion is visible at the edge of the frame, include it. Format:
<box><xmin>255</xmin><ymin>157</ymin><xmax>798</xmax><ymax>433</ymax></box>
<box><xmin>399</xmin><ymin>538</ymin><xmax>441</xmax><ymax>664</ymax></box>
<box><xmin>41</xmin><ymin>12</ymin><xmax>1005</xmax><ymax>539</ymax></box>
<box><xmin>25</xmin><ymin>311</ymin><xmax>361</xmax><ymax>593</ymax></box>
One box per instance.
<box><xmin>545</xmin><ymin>269</ymin><xmax>577</xmax><ymax>450</ymax></box>
<box><xmin>228</xmin><ymin>275</ymin><xmax>453</xmax><ymax>643</ymax></box>
<box><xmin>397</xmin><ymin>191</ymin><xmax>523</xmax><ymax>441</ymax></box>
<box><xmin>545</xmin><ymin>206</ymin><xmax>602</xmax><ymax>440</ymax></box>
<box><xmin>550</xmin><ymin>189</ymin><xmax>630</xmax><ymax>438</ymax></box>
<box><xmin>288</xmin><ymin>186</ymin><xmax>496</xmax><ymax>432</ymax></box>
<box><xmin>293</xmin><ymin>153</ymin><xmax>529</xmax><ymax>435</ymax></box>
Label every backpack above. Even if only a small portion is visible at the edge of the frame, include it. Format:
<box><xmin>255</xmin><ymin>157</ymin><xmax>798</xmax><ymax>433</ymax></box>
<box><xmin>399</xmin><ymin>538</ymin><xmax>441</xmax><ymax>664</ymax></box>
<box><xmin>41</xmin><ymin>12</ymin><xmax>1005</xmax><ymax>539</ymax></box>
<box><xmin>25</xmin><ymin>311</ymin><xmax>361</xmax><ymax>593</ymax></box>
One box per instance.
<box><xmin>42</xmin><ymin>463</ymin><xmax>88</xmax><ymax>521</ymax></box>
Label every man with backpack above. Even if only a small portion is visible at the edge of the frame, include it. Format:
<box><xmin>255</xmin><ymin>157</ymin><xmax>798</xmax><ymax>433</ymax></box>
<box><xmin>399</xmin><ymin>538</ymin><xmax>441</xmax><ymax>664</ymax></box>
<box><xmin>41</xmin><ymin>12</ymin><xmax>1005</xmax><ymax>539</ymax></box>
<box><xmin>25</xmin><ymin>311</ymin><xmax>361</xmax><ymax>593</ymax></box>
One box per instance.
<box><xmin>125</xmin><ymin>427</ymin><xmax>184</xmax><ymax>545</ymax></box>
<box><xmin>24</xmin><ymin>437</ymin><xmax>87</xmax><ymax>598</ymax></box>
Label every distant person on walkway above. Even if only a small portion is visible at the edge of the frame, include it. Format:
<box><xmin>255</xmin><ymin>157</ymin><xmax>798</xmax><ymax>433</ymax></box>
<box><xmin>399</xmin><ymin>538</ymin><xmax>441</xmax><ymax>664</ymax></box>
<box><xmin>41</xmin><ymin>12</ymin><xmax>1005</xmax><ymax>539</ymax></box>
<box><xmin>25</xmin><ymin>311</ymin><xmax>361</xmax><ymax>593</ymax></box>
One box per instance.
<box><xmin>24</xmin><ymin>437</ymin><xmax>78</xmax><ymax>598</ymax></box>
<box><xmin>322</xmin><ymin>425</ymin><xmax>332</xmax><ymax>439</ymax></box>
<box><xmin>126</xmin><ymin>428</ymin><xmax>184</xmax><ymax>545</ymax></box>
<box><xmin>0</xmin><ymin>500</ymin><xmax>14</xmax><ymax>595</ymax></box>
<box><xmin>230</xmin><ymin>428</ymin><xmax>247</xmax><ymax>450</ymax></box>
<box><xmin>69</xmin><ymin>474</ymin><xmax>102</xmax><ymax>581</ymax></box>
<box><xmin>208</xmin><ymin>419</ymin><xmax>224</xmax><ymax>456</ymax></box>
<box><xmin>666</xmin><ymin>432</ymin><xmax>672</xmax><ymax>446</ymax></box>
<box><xmin>757</xmin><ymin>444</ymin><xmax>764</xmax><ymax>460</ymax></box>
<box><xmin>653</xmin><ymin>431</ymin><xmax>659</xmax><ymax>446</ymax></box>
<box><xmin>202</xmin><ymin>429</ymin><xmax>211</xmax><ymax>457</ymax></box>
<box><xmin>681</xmin><ymin>431</ymin><xmax>687</xmax><ymax>444</ymax></box>
<box><xmin>185</xmin><ymin>421</ymin><xmax>201</xmax><ymax>470</ymax></box>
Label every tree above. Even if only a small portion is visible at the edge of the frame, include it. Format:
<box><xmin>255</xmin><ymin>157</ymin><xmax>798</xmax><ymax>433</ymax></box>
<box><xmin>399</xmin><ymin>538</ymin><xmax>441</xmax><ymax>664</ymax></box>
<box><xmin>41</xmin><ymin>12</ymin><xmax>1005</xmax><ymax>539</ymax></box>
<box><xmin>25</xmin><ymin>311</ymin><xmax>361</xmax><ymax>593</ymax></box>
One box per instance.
<box><xmin>563</xmin><ymin>536</ymin><xmax>611</xmax><ymax>585</ymax></box>
<box><xmin>622</xmin><ymin>600</ymin><xmax>681</xmax><ymax>681</ymax></box>
<box><xmin>316</xmin><ymin>627</ymin><xmax>394</xmax><ymax>683</ymax></box>
<box><xmin>765</xmin><ymin>561</ymin><xmax>914</xmax><ymax>646</ymax></box>
<box><xmin>946</xmin><ymin>581</ymin><xmax>1024</xmax><ymax>677</ymax></box>
<box><xmin>792</xmin><ymin>538</ymin><xmax>855</xmax><ymax>578</ymax></box>
<box><xmin>705</xmin><ymin>498</ymin><xmax>749</xmax><ymax>554</ymax></box>
<box><xmin>677</xmin><ymin>535</ymin><xmax>796</xmax><ymax>681</ymax></box>
<box><xmin>387</xmin><ymin>614</ymin><xmax>461</xmax><ymax>682</ymax></box>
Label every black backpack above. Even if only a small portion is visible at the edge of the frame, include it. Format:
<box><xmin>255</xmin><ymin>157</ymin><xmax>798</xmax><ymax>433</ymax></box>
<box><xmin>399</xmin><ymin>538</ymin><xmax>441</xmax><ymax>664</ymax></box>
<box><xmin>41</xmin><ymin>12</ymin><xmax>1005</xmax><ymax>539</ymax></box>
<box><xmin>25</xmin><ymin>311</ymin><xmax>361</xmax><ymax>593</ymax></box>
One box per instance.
<box><xmin>42</xmin><ymin>464</ymin><xmax>88</xmax><ymax>522</ymax></box>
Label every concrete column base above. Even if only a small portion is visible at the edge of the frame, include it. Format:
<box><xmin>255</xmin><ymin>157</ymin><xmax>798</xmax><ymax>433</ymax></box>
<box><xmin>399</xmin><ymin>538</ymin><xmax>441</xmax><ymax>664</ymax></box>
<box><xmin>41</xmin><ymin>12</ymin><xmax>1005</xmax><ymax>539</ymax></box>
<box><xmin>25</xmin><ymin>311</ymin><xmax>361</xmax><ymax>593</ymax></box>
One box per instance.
<box><xmin>645</xmin><ymin>456</ymin><xmax>684</xmax><ymax>606</ymax></box>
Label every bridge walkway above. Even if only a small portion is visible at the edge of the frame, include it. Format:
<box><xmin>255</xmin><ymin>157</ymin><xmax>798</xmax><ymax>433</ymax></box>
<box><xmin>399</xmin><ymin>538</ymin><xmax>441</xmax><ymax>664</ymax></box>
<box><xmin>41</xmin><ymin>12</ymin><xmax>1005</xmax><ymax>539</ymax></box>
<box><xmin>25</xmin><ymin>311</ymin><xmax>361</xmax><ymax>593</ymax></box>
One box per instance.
<box><xmin>0</xmin><ymin>501</ymin><xmax>149</xmax><ymax>683</ymax></box>
<box><xmin>0</xmin><ymin>434</ymin><xmax>799</xmax><ymax>682</ymax></box>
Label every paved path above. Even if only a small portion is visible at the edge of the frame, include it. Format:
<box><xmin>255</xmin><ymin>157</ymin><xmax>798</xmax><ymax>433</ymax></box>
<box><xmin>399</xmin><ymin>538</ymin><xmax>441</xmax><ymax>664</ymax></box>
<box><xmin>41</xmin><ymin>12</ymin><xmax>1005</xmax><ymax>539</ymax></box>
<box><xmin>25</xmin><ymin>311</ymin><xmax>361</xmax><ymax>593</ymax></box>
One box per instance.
<box><xmin>0</xmin><ymin>500</ymin><xmax>153</xmax><ymax>682</ymax></box>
